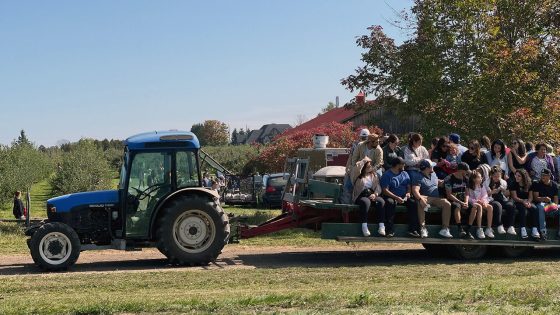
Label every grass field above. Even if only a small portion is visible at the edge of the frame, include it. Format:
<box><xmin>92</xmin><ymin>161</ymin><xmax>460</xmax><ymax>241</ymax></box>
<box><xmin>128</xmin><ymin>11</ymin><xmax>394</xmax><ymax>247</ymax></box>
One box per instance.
<box><xmin>2</xmin><ymin>255</ymin><xmax>560</xmax><ymax>314</ymax></box>
<box><xmin>0</xmin><ymin>179</ymin><xmax>53</xmax><ymax>219</ymax></box>
<box><xmin>3</xmin><ymin>182</ymin><xmax>560</xmax><ymax>314</ymax></box>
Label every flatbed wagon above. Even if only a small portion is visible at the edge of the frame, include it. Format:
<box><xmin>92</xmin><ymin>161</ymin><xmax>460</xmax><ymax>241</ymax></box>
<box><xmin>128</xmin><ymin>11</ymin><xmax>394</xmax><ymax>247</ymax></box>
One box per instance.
<box><xmin>237</xmin><ymin>157</ymin><xmax>560</xmax><ymax>260</ymax></box>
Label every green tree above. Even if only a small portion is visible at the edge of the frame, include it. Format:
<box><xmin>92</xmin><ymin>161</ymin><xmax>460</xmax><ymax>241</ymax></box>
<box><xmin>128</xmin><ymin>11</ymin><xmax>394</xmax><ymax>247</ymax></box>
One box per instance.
<box><xmin>190</xmin><ymin>120</ymin><xmax>229</xmax><ymax>146</ymax></box>
<box><xmin>202</xmin><ymin>144</ymin><xmax>259</xmax><ymax>174</ymax></box>
<box><xmin>0</xmin><ymin>135</ymin><xmax>52</xmax><ymax>205</ymax></box>
<box><xmin>50</xmin><ymin>139</ymin><xmax>113</xmax><ymax>195</ymax></box>
<box><xmin>14</xmin><ymin>129</ymin><xmax>31</xmax><ymax>146</ymax></box>
<box><xmin>231</xmin><ymin>128</ymin><xmax>239</xmax><ymax>145</ymax></box>
<box><xmin>320</xmin><ymin>102</ymin><xmax>336</xmax><ymax>114</ymax></box>
<box><xmin>342</xmin><ymin>0</ymin><xmax>560</xmax><ymax>143</ymax></box>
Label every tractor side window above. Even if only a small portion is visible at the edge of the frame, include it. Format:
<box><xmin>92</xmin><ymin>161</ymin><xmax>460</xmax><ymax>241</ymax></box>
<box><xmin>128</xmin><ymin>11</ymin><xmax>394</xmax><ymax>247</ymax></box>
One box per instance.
<box><xmin>177</xmin><ymin>151</ymin><xmax>199</xmax><ymax>189</ymax></box>
<box><xmin>126</xmin><ymin>152</ymin><xmax>173</xmax><ymax>238</ymax></box>
<box><xmin>118</xmin><ymin>151</ymin><xmax>128</xmax><ymax>190</ymax></box>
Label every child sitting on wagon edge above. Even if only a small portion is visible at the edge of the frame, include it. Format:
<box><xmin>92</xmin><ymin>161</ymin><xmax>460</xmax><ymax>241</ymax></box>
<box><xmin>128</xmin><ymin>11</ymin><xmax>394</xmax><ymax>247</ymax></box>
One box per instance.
<box><xmin>444</xmin><ymin>162</ymin><xmax>471</xmax><ymax>238</ymax></box>
<box><xmin>467</xmin><ymin>171</ymin><xmax>494</xmax><ymax>239</ymax></box>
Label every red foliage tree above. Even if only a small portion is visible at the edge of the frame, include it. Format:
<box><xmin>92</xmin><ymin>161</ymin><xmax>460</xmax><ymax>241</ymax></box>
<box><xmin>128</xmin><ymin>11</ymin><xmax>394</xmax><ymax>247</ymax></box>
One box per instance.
<box><xmin>250</xmin><ymin>122</ymin><xmax>383</xmax><ymax>173</ymax></box>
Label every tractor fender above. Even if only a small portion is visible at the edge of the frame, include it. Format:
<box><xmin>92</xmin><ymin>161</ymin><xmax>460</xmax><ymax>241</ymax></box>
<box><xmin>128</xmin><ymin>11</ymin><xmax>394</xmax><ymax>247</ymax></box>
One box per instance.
<box><xmin>24</xmin><ymin>221</ymin><xmax>49</xmax><ymax>237</ymax></box>
<box><xmin>149</xmin><ymin>187</ymin><xmax>220</xmax><ymax>239</ymax></box>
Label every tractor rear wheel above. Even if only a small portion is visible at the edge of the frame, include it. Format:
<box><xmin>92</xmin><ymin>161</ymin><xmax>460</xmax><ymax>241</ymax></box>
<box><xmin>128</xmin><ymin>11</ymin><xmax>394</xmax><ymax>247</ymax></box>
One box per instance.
<box><xmin>156</xmin><ymin>195</ymin><xmax>229</xmax><ymax>266</ymax></box>
<box><xmin>29</xmin><ymin>222</ymin><xmax>81</xmax><ymax>271</ymax></box>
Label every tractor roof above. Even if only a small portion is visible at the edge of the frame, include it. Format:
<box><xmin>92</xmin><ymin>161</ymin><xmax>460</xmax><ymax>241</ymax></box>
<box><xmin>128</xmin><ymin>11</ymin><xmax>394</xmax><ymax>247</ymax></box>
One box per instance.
<box><xmin>125</xmin><ymin>130</ymin><xmax>200</xmax><ymax>150</ymax></box>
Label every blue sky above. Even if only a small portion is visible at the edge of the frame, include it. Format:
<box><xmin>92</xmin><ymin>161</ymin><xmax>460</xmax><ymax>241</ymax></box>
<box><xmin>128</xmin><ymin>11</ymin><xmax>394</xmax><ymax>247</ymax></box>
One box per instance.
<box><xmin>0</xmin><ymin>0</ymin><xmax>412</xmax><ymax>146</ymax></box>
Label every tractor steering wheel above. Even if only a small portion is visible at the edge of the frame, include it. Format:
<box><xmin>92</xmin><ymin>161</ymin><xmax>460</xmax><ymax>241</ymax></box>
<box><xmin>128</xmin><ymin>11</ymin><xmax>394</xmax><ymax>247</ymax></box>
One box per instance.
<box><xmin>131</xmin><ymin>183</ymin><xmax>168</xmax><ymax>200</ymax></box>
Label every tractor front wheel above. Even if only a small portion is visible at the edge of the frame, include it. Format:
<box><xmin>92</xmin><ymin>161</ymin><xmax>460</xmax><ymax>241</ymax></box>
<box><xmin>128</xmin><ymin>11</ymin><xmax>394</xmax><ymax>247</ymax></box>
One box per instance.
<box><xmin>29</xmin><ymin>222</ymin><xmax>81</xmax><ymax>271</ymax></box>
<box><xmin>156</xmin><ymin>195</ymin><xmax>229</xmax><ymax>266</ymax></box>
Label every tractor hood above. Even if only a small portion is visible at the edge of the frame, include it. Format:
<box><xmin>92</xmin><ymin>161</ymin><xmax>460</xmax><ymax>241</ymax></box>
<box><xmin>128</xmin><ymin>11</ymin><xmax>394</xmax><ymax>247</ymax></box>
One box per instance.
<box><xmin>47</xmin><ymin>190</ymin><xmax>119</xmax><ymax>213</ymax></box>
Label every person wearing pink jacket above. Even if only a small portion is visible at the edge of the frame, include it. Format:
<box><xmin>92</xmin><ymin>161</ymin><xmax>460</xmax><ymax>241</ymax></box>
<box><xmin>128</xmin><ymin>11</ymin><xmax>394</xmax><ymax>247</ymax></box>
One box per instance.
<box><xmin>467</xmin><ymin>171</ymin><xmax>495</xmax><ymax>239</ymax></box>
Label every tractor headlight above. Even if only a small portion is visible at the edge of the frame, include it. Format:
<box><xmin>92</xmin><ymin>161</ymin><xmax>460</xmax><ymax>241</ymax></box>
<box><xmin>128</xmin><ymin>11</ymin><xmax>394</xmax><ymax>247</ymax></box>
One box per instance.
<box><xmin>47</xmin><ymin>204</ymin><xmax>56</xmax><ymax>213</ymax></box>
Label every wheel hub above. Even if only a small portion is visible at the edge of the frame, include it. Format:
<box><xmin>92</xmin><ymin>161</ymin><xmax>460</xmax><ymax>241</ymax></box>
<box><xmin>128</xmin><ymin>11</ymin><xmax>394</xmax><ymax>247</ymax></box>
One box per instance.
<box><xmin>172</xmin><ymin>209</ymin><xmax>216</xmax><ymax>254</ymax></box>
<box><xmin>38</xmin><ymin>232</ymin><xmax>72</xmax><ymax>264</ymax></box>
<box><xmin>47</xmin><ymin>240</ymin><xmax>64</xmax><ymax>256</ymax></box>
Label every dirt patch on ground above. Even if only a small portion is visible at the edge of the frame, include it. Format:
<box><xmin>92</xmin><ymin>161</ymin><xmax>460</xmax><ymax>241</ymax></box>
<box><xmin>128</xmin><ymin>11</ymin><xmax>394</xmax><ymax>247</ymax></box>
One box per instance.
<box><xmin>0</xmin><ymin>243</ymin><xmax>423</xmax><ymax>276</ymax></box>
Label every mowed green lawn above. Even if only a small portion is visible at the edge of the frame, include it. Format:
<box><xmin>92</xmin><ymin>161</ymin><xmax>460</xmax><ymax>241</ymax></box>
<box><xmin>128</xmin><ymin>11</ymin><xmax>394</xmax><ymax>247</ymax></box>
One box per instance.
<box><xmin>2</xmin><ymin>182</ymin><xmax>560</xmax><ymax>314</ymax></box>
<box><xmin>1</xmin><ymin>256</ymin><xmax>560</xmax><ymax>314</ymax></box>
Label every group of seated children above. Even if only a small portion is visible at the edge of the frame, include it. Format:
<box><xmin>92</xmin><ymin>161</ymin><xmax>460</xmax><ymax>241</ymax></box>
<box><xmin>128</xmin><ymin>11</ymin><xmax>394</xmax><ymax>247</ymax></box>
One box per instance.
<box><xmin>348</xmin><ymin>131</ymin><xmax>559</xmax><ymax>240</ymax></box>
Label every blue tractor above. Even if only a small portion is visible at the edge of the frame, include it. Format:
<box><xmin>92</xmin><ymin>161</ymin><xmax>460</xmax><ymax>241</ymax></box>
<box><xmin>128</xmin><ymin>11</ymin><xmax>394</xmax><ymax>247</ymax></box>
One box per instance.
<box><xmin>26</xmin><ymin>131</ymin><xmax>230</xmax><ymax>271</ymax></box>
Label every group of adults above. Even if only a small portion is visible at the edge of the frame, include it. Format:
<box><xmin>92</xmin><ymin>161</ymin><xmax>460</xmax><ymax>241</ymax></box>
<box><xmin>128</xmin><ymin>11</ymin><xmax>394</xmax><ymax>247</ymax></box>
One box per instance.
<box><xmin>346</xmin><ymin>129</ymin><xmax>559</xmax><ymax>241</ymax></box>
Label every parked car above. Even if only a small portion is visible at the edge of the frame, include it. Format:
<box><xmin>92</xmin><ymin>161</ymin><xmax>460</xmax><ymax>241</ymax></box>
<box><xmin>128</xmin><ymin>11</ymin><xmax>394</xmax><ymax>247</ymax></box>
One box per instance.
<box><xmin>261</xmin><ymin>173</ymin><xmax>289</xmax><ymax>208</ymax></box>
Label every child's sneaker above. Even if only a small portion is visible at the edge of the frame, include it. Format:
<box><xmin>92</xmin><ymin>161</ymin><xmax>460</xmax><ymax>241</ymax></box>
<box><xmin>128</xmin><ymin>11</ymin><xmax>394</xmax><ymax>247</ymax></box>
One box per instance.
<box><xmin>378</xmin><ymin>225</ymin><xmax>386</xmax><ymax>236</ymax></box>
<box><xmin>531</xmin><ymin>227</ymin><xmax>540</xmax><ymax>239</ymax></box>
<box><xmin>477</xmin><ymin>228</ymin><xmax>486</xmax><ymax>239</ymax></box>
<box><xmin>485</xmin><ymin>228</ymin><xmax>495</xmax><ymax>239</ymax></box>
<box><xmin>439</xmin><ymin>228</ymin><xmax>453</xmax><ymax>238</ymax></box>
<box><xmin>497</xmin><ymin>225</ymin><xmax>506</xmax><ymax>234</ymax></box>
<box><xmin>420</xmin><ymin>227</ymin><xmax>429</xmax><ymax>238</ymax></box>
<box><xmin>520</xmin><ymin>227</ymin><xmax>528</xmax><ymax>239</ymax></box>
<box><xmin>506</xmin><ymin>226</ymin><xmax>517</xmax><ymax>236</ymax></box>
<box><xmin>362</xmin><ymin>224</ymin><xmax>371</xmax><ymax>237</ymax></box>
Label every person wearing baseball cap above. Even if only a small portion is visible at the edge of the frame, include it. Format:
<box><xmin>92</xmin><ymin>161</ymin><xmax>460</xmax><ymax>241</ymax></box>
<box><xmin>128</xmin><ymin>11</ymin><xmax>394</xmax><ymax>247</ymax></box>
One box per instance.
<box><xmin>532</xmin><ymin>168</ymin><xmax>559</xmax><ymax>240</ymax></box>
<box><xmin>380</xmin><ymin>156</ymin><xmax>418</xmax><ymax>237</ymax></box>
<box><xmin>449</xmin><ymin>133</ymin><xmax>467</xmax><ymax>155</ymax></box>
<box><xmin>410</xmin><ymin>159</ymin><xmax>453</xmax><ymax>238</ymax></box>
<box><xmin>359</xmin><ymin>128</ymin><xmax>370</xmax><ymax>141</ymax></box>
<box><xmin>350</xmin><ymin>133</ymin><xmax>384</xmax><ymax>173</ymax></box>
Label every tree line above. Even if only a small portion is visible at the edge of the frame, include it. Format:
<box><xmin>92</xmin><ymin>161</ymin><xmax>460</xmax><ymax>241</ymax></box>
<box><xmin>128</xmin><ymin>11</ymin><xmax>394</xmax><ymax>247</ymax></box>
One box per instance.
<box><xmin>0</xmin><ymin>130</ymin><xmax>121</xmax><ymax>207</ymax></box>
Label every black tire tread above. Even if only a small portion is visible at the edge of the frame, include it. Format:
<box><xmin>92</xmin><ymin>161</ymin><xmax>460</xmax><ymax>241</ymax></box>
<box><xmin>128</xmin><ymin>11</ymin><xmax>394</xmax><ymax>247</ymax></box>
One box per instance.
<box><xmin>29</xmin><ymin>222</ymin><xmax>81</xmax><ymax>271</ymax></box>
<box><xmin>155</xmin><ymin>195</ymin><xmax>229</xmax><ymax>266</ymax></box>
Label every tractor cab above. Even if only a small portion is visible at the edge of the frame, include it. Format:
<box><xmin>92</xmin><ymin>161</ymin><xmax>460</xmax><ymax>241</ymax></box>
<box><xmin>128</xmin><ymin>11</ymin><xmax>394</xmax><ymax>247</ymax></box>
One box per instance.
<box><xmin>27</xmin><ymin>131</ymin><xmax>229</xmax><ymax>271</ymax></box>
<box><xmin>119</xmin><ymin>131</ymin><xmax>203</xmax><ymax>239</ymax></box>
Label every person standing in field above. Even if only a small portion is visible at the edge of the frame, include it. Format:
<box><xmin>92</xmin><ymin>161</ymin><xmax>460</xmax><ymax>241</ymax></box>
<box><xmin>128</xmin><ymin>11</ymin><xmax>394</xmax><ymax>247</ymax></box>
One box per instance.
<box><xmin>13</xmin><ymin>191</ymin><xmax>25</xmax><ymax>220</ymax></box>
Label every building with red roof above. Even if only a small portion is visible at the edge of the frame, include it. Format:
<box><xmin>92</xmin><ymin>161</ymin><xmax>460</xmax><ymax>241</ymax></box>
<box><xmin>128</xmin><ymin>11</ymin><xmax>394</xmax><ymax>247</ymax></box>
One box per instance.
<box><xmin>282</xmin><ymin>107</ymin><xmax>358</xmax><ymax>137</ymax></box>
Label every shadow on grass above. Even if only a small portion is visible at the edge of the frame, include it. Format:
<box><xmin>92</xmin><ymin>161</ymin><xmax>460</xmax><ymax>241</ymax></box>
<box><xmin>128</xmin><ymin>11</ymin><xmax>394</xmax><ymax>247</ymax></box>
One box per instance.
<box><xmin>2</xmin><ymin>247</ymin><xmax>560</xmax><ymax>276</ymax></box>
